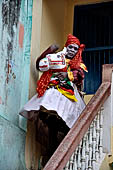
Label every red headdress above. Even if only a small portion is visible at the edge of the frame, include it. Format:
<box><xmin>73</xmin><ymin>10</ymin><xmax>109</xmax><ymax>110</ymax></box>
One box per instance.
<box><xmin>65</xmin><ymin>34</ymin><xmax>86</xmax><ymax>70</ymax></box>
<box><xmin>65</xmin><ymin>34</ymin><xmax>80</xmax><ymax>47</ymax></box>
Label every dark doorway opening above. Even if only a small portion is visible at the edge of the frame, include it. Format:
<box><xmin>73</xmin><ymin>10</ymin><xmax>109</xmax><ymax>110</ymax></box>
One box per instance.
<box><xmin>73</xmin><ymin>1</ymin><xmax>113</xmax><ymax>94</ymax></box>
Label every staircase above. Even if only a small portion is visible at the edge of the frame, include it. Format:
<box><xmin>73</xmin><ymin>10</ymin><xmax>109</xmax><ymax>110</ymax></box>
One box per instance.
<box><xmin>64</xmin><ymin>107</ymin><xmax>106</xmax><ymax>170</ymax></box>
<box><xmin>43</xmin><ymin>64</ymin><xmax>113</xmax><ymax>170</ymax></box>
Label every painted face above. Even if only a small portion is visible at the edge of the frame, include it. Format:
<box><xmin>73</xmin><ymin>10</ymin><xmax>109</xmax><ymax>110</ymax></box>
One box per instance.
<box><xmin>66</xmin><ymin>44</ymin><xmax>79</xmax><ymax>59</ymax></box>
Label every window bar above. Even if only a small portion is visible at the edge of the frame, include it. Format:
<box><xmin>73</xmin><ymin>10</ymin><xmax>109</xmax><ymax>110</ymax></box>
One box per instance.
<box><xmin>104</xmin><ymin>16</ymin><xmax>106</xmax><ymax>47</ymax></box>
<box><xmin>98</xmin><ymin>51</ymin><xmax>101</xmax><ymax>84</ymax></box>
<box><xmin>94</xmin><ymin>52</ymin><xmax>96</xmax><ymax>92</ymax></box>
<box><xmin>90</xmin><ymin>51</ymin><xmax>92</xmax><ymax>93</ymax></box>
<box><xmin>108</xmin><ymin>50</ymin><xmax>110</xmax><ymax>64</ymax></box>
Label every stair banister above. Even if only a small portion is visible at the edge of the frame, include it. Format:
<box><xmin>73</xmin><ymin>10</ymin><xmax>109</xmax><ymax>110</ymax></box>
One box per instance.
<box><xmin>44</xmin><ymin>64</ymin><xmax>113</xmax><ymax>170</ymax></box>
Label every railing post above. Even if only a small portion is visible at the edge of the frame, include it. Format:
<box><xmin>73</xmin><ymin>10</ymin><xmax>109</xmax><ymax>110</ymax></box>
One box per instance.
<box><xmin>92</xmin><ymin>119</ymin><xmax>96</xmax><ymax>169</ymax></box>
<box><xmin>99</xmin><ymin>107</ymin><xmax>104</xmax><ymax>157</ymax></box>
<box><xmin>108</xmin><ymin>70</ymin><xmax>113</xmax><ymax>165</ymax></box>
<box><xmin>81</xmin><ymin>135</ymin><xmax>86</xmax><ymax>170</ymax></box>
<box><xmin>102</xmin><ymin>68</ymin><xmax>113</xmax><ymax>154</ymax></box>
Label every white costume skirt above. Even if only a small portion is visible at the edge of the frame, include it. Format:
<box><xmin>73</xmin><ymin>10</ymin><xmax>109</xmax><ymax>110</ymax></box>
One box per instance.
<box><xmin>20</xmin><ymin>87</ymin><xmax>85</xmax><ymax>128</ymax></box>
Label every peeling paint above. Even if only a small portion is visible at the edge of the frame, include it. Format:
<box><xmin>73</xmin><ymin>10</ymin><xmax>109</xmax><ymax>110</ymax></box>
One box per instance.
<box><xmin>2</xmin><ymin>0</ymin><xmax>21</xmax><ymax>59</ymax></box>
<box><xmin>2</xmin><ymin>0</ymin><xmax>21</xmax><ymax>84</ymax></box>
<box><xmin>0</xmin><ymin>0</ymin><xmax>33</xmax><ymax>124</ymax></box>
<box><xmin>5</xmin><ymin>59</ymin><xmax>17</xmax><ymax>83</ymax></box>
<box><xmin>0</xmin><ymin>0</ymin><xmax>33</xmax><ymax>169</ymax></box>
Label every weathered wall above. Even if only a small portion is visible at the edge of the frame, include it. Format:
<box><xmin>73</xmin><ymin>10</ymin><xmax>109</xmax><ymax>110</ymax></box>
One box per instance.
<box><xmin>0</xmin><ymin>0</ymin><xmax>33</xmax><ymax>169</ymax></box>
<box><xmin>0</xmin><ymin>116</ymin><xmax>26</xmax><ymax>170</ymax></box>
<box><xmin>0</xmin><ymin>0</ymin><xmax>22</xmax><ymax>126</ymax></box>
<box><xmin>0</xmin><ymin>0</ymin><xmax>32</xmax><ymax>128</ymax></box>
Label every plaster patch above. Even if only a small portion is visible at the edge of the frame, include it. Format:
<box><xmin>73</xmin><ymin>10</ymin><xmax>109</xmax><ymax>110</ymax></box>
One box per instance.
<box><xmin>19</xmin><ymin>23</ymin><xmax>24</xmax><ymax>48</ymax></box>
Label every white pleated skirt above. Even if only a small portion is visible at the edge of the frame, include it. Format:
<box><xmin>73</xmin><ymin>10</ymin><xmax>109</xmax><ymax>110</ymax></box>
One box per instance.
<box><xmin>20</xmin><ymin>86</ymin><xmax>85</xmax><ymax>128</ymax></box>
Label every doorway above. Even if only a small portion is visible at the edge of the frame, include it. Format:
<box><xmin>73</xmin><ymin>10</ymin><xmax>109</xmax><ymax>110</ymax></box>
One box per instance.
<box><xmin>73</xmin><ymin>1</ymin><xmax>113</xmax><ymax>94</ymax></box>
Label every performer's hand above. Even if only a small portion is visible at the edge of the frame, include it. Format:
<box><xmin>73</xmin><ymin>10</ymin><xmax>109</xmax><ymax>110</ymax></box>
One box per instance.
<box><xmin>56</xmin><ymin>72</ymin><xmax>67</xmax><ymax>81</ymax></box>
<box><xmin>72</xmin><ymin>69</ymin><xmax>84</xmax><ymax>91</ymax></box>
<box><xmin>72</xmin><ymin>70</ymin><xmax>78</xmax><ymax>81</ymax></box>
<box><xmin>73</xmin><ymin>69</ymin><xmax>84</xmax><ymax>81</ymax></box>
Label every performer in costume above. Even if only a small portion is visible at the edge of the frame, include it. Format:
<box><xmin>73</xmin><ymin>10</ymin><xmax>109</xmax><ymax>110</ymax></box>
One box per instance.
<box><xmin>19</xmin><ymin>34</ymin><xmax>87</xmax><ymax>166</ymax></box>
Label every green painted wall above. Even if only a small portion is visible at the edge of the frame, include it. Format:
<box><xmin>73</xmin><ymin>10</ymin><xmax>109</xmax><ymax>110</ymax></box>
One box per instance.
<box><xmin>0</xmin><ymin>0</ymin><xmax>33</xmax><ymax>169</ymax></box>
<box><xmin>0</xmin><ymin>117</ymin><xmax>26</xmax><ymax>170</ymax></box>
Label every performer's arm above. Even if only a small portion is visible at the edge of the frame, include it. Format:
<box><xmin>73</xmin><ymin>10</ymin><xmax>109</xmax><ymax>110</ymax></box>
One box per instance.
<box><xmin>36</xmin><ymin>44</ymin><xmax>59</xmax><ymax>70</ymax></box>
